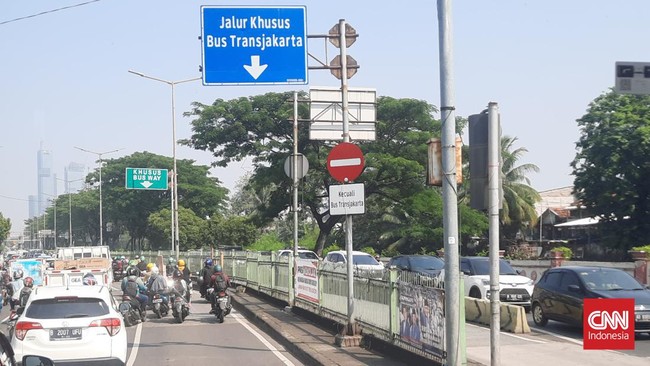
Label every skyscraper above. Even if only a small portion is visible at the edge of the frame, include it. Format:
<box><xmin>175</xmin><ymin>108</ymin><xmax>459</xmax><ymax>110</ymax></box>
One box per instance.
<box><xmin>37</xmin><ymin>143</ymin><xmax>56</xmax><ymax>215</ymax></box>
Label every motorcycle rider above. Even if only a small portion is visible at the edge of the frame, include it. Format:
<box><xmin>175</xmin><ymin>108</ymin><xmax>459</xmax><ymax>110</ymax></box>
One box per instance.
<box><xmin>9</xmin><ymin>270</ymin><xmax>24</xmax><ymax>311</ymax></box>
<box><xmin>177</xmin><ymin>259</ymin><xmax>191</xmax><ymax>302</ymax></box>
<box><xmin>169</xmin><ymin>269</ymin><xmax>189</xmax><ymax>303</ymax></box>
<box><xmin>208</xmin><ymin>264</ymin><xmax>231</xmax><ymax>314</ymax></box>
<box><xmin>136</xmin><ymin>256</ymin><xmax>148</xmax><ymax>272</ymax></box>
<box><xmin>199</xmin><ymin>258</ymin><xmax>214</xmax><ymax>298</ymax></box>
<box><xmin>165</xmin><ymin>257</ymin><xmax>177</xmax><ymax>277</ymax></box>
<box><xmin>121</xmin><ymin>267</ymin><xmax>148</xmax><ymax>315</ymax></box>
<box><xmin>18</xmin><ymin>277</ymin><xmax>34</xmax><ymax>308</ymax></box>
<box><xmin>147</xmin><ymin>266</ymin><xmax>169</xmax><ymax>305</ymax></box>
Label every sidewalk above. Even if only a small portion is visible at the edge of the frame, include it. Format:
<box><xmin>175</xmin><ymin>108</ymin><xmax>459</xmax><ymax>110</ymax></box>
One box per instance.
<box><xmin>230</xmin><ymin>288</ymin><xmax>649</xmax><ymax>366</ymax></box>
<box><xmin>465</xmin><ymin>323</ymin><xmax>649</xmax><ymax>366</ymax></box>
<box><xmin>229</xmin><ymin>288</ymin><xmax>417</xmax><ymax>366</ymax></box>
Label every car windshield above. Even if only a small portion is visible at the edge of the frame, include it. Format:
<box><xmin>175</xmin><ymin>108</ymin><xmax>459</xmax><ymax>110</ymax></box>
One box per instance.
<box><xmin>410</xmin><ymin>257</ymin><xmax>444</xmax><ymax>271</ymax></box>
<box><xmin>352</xmin><ymin>254</ymin><xmax>379</xmax><ymax>265</ymax></box>
<box><xmin>298</xmin><ymin>252</ymin><xmax>319</xmax><ymax>260</ymax></box>
<box><xmin>578</xmin><ymin>269</ymin><xmax>644</xmax><ymax>291</ymax></box>
<box><xmin>470</xmin><ymin>259</ymin><xmax>518</xmax><ymax>276</ymax></box>
<box><xmin>25</xmin><ymin>297</ymin><xmax>111</xmax><ymax>319</ymax></box>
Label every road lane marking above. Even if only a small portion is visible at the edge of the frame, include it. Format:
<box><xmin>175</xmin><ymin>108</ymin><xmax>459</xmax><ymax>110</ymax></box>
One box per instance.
<box><xmin>530</xmin><ymin>327</ymin><xmax>583</xmax><ymax>346</ymax></box>
<box><xmin>231</xmin><ymin>313</ymin><xmax>295</xmax><ymax>366</ymax></box>
<box><xmin>126</xmin><ymin>322</ymin><xmax>143</xmax><ymax>366</ymax></box>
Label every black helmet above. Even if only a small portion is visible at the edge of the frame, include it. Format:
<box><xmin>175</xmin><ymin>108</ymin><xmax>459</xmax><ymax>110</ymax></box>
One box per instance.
<box><xmin>126</xmin><ymin>267</ymin><xmax>141</xmax><ymax>277</ymax></box>
<box><xmin>172</xmin><ymin>269</ymin><xmax>183</xmax><ymax>279</ymax></box>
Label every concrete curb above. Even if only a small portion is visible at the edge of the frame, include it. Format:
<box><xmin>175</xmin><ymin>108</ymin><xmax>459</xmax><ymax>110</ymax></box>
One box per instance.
<box><xmin>229</xmin><ymin>290</ymin><xmax>330</xmax><ymax>366</ymax></box>
<box><xmin>464</xmin><ymin>297</ymin><xmax>531</xmax><ymax>333</ymax></box>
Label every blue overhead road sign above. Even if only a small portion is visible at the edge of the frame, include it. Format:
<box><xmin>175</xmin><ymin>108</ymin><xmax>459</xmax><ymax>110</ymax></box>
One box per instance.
<box><xmin>201</xmin><ymin>6</ymin><xmax>308</xmax><ymax>86</ymax></box>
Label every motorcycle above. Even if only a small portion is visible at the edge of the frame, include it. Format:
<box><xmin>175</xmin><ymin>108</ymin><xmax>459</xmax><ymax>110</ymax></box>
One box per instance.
<box><xmin>150</xmin><ymin>292</ymin><xmax>169</xmax><ymax>319</ymax></box>
<box><xmin>119</xmin><ymin>295</ymin><xmax>146</xmax><ymax>327</ymax></box>
<box><xmin>171</xmin><ymin>293</ymin><xmax>190</xmax><ymax>323</ymax></box>
<box><xmin>211</xmin><ymin>289</ymin><xmax>231</xmax><ymax>323</ymax></box>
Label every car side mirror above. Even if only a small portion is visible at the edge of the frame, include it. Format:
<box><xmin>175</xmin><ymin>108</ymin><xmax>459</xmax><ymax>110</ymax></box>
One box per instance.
<box><xmin>23</xmin><ymin>355</ymin><xmax>55</xmax><ymax>366</ymax></box>
<box><xmin>461</xmin><ymin>269</ymin><xmax>471</xmax><ymax>276</ymax></box>
<box><xmin>568</xmin><ymin>284</ymin><xmax>582</xmax><ymax>293</ymax></box>
<box><xmin>516</xmin><ymin>270</ymin><xmax>523</xmax><ymax>275</ymax></box>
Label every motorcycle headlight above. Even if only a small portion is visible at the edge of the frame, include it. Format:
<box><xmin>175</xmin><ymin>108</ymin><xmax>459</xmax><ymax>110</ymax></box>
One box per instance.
<box><xmin>119</xmin><ymin>302</ymin><xmax>131</xmax><ymax>313</ymax></box>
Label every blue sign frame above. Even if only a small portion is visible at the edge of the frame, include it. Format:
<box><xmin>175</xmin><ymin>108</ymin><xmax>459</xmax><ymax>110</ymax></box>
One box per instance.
<box><xmin>201</xmin><ymin>6</ymin><xmax>308</xmax><ymax>86</ymax></box>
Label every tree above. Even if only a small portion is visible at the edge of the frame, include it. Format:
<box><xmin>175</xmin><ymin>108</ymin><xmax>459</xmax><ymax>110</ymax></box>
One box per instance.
<box><xmin>87</xmin><ymin>151</ymin><xmax>228</xmax><ymax>251</ymax></box>
<box><xmin>182</xmin><ymin>92</ymin><xmax>480</xmax><ymax>255</ymax></box>
<box><xmin>571</xmin><ymin>91</ymin><xmax>650</xmax><ymax>250</ymax></box>
<box><xmin>0</xmin><ymin>212</ymin><xmax>11</xmax><ymax>244</ymax></box>
<box><xmin>499</xmin><ymin>136</ymin><xmax>541</xmax><ymax>241</ymax></box>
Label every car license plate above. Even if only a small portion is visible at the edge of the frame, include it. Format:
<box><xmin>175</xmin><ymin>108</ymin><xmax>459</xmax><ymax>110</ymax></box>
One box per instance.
<box><xmin>636</xmin><ymin>314</ymin><xmax>650</xmax><ymax>321</ymax></box>
<box><xmin>49</xmin><ymin>328</ymin><xmax>82</xmax><ymax>341</ymax></box>
<box><xmin>152</xmin><ymin>298</ymin><xmax>163</xmax><ymax>303</ymax></box>
<box><xmin>506</xmin><ymin>294</ymin><xmax>523</xmax><ymax>301</ymax></box>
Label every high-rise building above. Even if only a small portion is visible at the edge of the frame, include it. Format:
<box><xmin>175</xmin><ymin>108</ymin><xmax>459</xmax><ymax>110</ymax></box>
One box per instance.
<box><xmin>64</xmin><ymin>162</ymin><xmax>86</xmax><ymax>193</ymax></box>
<box><xmin>37</xmin><ymin>143</ymin><xmax>56</xmax><ymax>215</ymax></box>
<box><xmin>28</xmin><ymin>194</ymin><xmax>38</xmax><ymax>219</ymax></box>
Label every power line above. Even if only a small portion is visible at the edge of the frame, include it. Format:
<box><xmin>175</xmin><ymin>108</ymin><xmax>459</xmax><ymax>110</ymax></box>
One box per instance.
<box><xmin>0</xmin><ymin>0</ymin><xmax>103</xmax><ymax>26</ymax></box>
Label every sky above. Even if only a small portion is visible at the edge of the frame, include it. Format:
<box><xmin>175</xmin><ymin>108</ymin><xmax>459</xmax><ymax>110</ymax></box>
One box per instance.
<box><xmin>1</xmin><ymin>0</ymin><xmax>649</xmax><ymax>236</ymax></box>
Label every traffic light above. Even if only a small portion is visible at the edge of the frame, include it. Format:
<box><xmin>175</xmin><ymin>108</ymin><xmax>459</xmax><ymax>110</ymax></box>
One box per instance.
<box><xmin>468</xmin><ymin>112</ymin><xmax>488</xmax><ymax>211</ymax></box>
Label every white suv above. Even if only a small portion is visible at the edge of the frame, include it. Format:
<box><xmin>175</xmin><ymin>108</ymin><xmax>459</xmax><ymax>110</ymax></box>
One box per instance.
<box><xmin>10</xmin><ymin>285</ymin><xmax>127</xmax><ymax>365</ymax></box>
<box><xmin>461</xmin><ymin>256</ymin><xmax>534</xmax><ymax>311</ymax></box>
<box><xmin>322</xmin><ymin>250</ymin><xmax>385</xmax><ymax>278</ymax></box>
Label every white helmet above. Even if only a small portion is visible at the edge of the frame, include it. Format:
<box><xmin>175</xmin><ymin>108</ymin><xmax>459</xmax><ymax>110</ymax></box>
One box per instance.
<box><xmin>151</xmin><ymin>266</ymin><xmax>160</xmax><ymax>275</ymax></box>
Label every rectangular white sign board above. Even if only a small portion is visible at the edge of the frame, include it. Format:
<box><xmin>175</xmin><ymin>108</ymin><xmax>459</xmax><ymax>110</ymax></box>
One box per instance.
<box><xmin>310</xmin><ymin>87</ymin><xmax>376</xmax><ymax>140</ymax></box>
<box><xmin>329</xmin><ymin>183</ymin><xmax>365</xmax><ymax>215</ymax></box>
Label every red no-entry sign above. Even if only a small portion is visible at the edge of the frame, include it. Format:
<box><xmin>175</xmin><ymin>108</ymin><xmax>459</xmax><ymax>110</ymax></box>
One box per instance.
<box><xmin>327</xmin><ymin>142</ymin><xmax>365</xmax><ymax>183</ymax></box>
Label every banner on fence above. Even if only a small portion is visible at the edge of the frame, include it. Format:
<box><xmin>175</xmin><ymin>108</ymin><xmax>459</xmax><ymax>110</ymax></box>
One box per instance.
<box><xmin>398</xmin><ymin>282</ymin><xmax>445</xmax><ymax>358</ymax></box>
<box><xmin>295</xmin><ymin>257</ymin><xmax>319</xmax><ymax>303</ymax></box>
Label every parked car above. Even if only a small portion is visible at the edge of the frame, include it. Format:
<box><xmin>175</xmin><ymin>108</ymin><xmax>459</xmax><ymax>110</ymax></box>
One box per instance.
<box><xmin>10</xmin><ymin>285</ymin><xmax>128</xmax><ymax>365</ymax></box>
<box><xmin>322</xmin><ymin>250</ymin><xmax>385</xmax><ymax>277</ymax></box>
<box><xmin>461</xmin><ymin>256</ymin><xmax>534</xmax><ymax>311</ymax></box>
<box><xmin>531</xmin><ymin>266</ymin><xmax>650</xmax><ymax>334</ymax></box>
<box><xmin>387</xmin><ymin>255</ymin><xmax>444</xmax><ymax>276</ymax></box>
<box><xmin>277</xmin><ymin>249</ymin><xmax>321</xmax><ymax>260</ymax></box>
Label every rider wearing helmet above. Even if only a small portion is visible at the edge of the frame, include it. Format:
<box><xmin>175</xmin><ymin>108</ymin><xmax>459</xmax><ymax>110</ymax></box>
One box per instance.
<box><xmin>9</xmin><ymin>269</ymin><xmax>25</xmax><ymax>310</ymax></box>
<box><xmin>177</xmin><ymin>260</ymin><xmax>191</xmax><ymax>302</ymax></box>
<box><xmin>170</xmin><ymin>269</ymin><xmax>189</xmax><ymax>302</ymax></box>
<box><xmin>199</xmin><ymin>259</ymin><xmax>214</xmax><ymax>298</ymax></box>
<box><xmin>136</xmin><ymin>256</ymin><xmax>147</xmax><ymax>272</ymax></box>
<box><xmin>18</xmin><ymin>276</ymin><xmax>34</xmax><ymax>308</ymax></box>
<box><xmin>165</xmin><ymin>257</ymin><xmax>177</xmax><ymax>277</ymax></box>
<box><xmin>121</xmin><ymin>267</ymin><xmax>148</xmax><ymax>312</ymax></box>
<box><xmin>208</xmin><ymin>264</ymin><xmax>231</xmax><ymax>314</ymax></box>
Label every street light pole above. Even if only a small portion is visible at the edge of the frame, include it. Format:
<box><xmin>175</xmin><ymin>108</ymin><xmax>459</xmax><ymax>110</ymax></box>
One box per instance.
<box><xmin>128</xmin><ymin>70</ymin><xmax>200</xmax><ymax>260</ymax></box>
<box><xmin>74</xmin><ymin>147</ymin><xmax>122</xmax><ymax>246</ymax></box>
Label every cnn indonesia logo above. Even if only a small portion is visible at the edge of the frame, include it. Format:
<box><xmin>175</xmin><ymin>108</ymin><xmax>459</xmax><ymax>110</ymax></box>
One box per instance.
<box><xmin>583</xmin><ymin>298</ymin><xmax>635</xmax><ymax>350</ymax></box>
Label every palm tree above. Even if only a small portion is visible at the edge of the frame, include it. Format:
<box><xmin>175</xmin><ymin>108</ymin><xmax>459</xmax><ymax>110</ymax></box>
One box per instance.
<box><xmin>499</xmin><ymin>136</ymin><xmax>541</xmax><ymax>242</ymax></box>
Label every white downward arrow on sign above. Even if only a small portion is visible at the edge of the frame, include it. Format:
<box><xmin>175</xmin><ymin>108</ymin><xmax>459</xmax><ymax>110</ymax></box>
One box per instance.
<box><xmin>243</xmin><ymin>55</ymin><xmax>268</xmax><ymax>79</ymax></box>
<box><xmin>140</xmin><ymin>181</ymin><xmax>153</xmax><ymax>189</ymax></box>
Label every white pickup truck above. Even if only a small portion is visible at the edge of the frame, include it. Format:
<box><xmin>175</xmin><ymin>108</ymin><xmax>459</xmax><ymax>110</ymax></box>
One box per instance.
<box><xmin>45</xmin><ymin>246</ymin><xmax>114</xmax><ymax>287</ymax></box>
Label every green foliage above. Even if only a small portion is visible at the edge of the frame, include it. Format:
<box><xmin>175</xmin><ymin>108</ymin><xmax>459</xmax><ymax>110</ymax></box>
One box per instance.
<box><xmin>360</xmin><ymin>246</ymin><xmax>376</xmax><ymax>255</ymax></box>
<box><xmin>205</xmin><ymin>215</ymin><xmax>259</xmax><ymax>248</ymax></box>
<box><xmin>248</xmin><ymin>232</ymin><xmax>285</xmax><ymax>252</ymax></box>
<box><xmin>571</xmin><ymin>91</ymin><xmax>650</xmax><ymax>251</ymax></box>
<box><xmin>476</xmin><ymin>249</ymin><xmax>489</xmax><ymax>257</ymax></box>
<box><xmin>499</xmin><ymin>136</ymin><xmax>541</xmax><ymax>240</ymax></box>
<box><xmin>148</xmin><ymin>207</ymin><xmax>207</xmax><ymax>251</ymax></box>
<box><xmin>631</xmin><ymin>244</ymin><xmax>650</xmax><ymax>252</ymax></box>
<box><xmin>0</xmin><ymin>212</ymin><xmax>11</xmax><ymax>244</ymax></box>
<box><xmin>550</xmin><ymin>246</ymin><xmax>572</xmax><ymax>259</ymax></box>
<box><xmin>380</xmin><ymin>247</ymin><xmax>400</xmax><ymax>258</ymax></box>
<box><xmin>322</xmin><ymin>244</ymin><xmax>342</xmax><ymax>257</ymax></box>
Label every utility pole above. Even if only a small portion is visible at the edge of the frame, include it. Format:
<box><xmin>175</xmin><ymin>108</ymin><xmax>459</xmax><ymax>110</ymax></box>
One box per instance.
<box><xmin>438</xmin><ymin>1</ymin><xmax>465</xmax><ymax>365</ymax></box>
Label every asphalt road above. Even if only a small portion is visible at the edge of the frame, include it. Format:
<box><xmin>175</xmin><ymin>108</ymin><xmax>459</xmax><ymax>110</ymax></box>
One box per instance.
<box><xmin>526</xmin><ymin>311</ymin><xmax>650</xmax><ymax>358</ymax></box>
<box><xmin>0</xmin><ymin>284</ymin><xmax>304</xmax><ymax>366</ymax></box>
